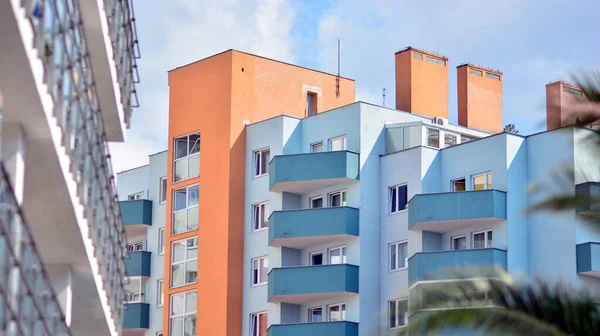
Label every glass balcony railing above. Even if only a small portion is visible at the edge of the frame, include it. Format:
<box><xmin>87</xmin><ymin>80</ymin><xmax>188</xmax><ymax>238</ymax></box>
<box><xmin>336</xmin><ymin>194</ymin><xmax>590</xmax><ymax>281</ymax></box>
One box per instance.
<box><xmin>21</xmin><ymin>0</ymin><xmax>128</xmax><ymax>328</ymax></box>
<box><xmin>102</xmin><ymin>0</ymin><xmax>141</xmax><ymax>125</ymax></box>
<box><xmin>0</xmin><ymin>163</ymin><xmax>71</xmax><ymax>335</ymax></box>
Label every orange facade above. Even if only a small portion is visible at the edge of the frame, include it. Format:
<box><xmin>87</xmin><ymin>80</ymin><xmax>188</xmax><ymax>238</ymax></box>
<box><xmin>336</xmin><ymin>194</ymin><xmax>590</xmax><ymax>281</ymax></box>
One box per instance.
<box><xmin>546</xmin><ymin>80</ymin><xmax>586</xmax><ymax>130</ymax></box>
<box><xmin>457</xmin><ymin>64</ymin><xmax>503</xmax><ymax>133</ymax></box>
<box><xmin>395</xmin><ymin>47</ymin><xmax>449</xmax><ymax>119</ymax></box>
<box><xmin>165</xmin><ymin>50</ymin><xmax>355</xmax><ymax>336</ymax></box>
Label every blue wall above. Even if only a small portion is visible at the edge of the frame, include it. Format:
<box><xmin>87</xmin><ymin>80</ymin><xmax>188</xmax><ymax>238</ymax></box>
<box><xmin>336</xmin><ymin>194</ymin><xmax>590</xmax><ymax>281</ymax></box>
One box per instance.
<box><xmin>123</xmin><ymin>302</ymin><xmax>150</xmax><ymax>329</ymax></box>
<box><xmin>268</xmin><ymin>321</ymin><xmax>358</xmax><ymax>336</ymax></box>
<box><xmin>126</xmin><ymin>251</ymin><xmax>152</xmax><ymax>277</ymax></box>
<box><xmin>576</xmin><ymin>242</ymin><xmax>600</xmax><ymax>273</ymax></box>
<box><xmin>119</xmin><ymin>200</ymin><xmax>153</xmax><ymax>226</ymax></box>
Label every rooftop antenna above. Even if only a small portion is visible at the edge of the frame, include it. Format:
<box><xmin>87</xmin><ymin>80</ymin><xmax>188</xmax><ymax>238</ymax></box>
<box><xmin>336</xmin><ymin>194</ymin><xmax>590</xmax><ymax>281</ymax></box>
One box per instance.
<box><xmin>336</xmin><ymin>39</ymin><xmax>340</xmax><ymax>98</ymax></box>
<box><xmin>382</xmin><ymin>88</ymin><xmax>386</xmax><ymax>106</ymax></box>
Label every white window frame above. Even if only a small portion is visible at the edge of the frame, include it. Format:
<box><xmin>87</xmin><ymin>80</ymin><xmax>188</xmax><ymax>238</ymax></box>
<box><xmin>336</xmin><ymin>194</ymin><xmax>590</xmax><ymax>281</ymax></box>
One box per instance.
<box><xmin>310</xmin><ymin>195</ymin><xmax>324</xmax><ymax>208</ymax></box>
<box><xmin>327</xmin><ymin>190</ymin><xmax>346</xmax><ymax>207</ymax></box>
<box><xmin>311</xmin><ymin>141</ymin><xmax>324</xmax><ymax>153</ymax></box>
<box><xmin>251</xmin><ymin>256</ymin><xmax>269</xmax><ymax>286</ymax></box>
<box><xmin>452</xmin><ymin>235</ymin><xmax>467</xmax><ymax>250</ymax></box>
<box><xmin>308</xmin><ymin>306</ymin><xmax>323</xmax><ymax>322</ymax></box>
<box><xmin>328</xmin><ymin>245</ymin><xmax>347</xmax><ymax>265</ymax></box>
<box><xmin>251</xmin><ymin>202</ymin><xmax>269</xmax><ymax>232</ymax></box>
<box><xmin>124</xmin><ymin>276</ymin><xmax>145</xmax><ymax>303</ymax></box>
<box><xmin>472</xmin><ymin>229</ymin><xmax>493</xmax><ymax>249</ymax></box>
<box><xmin>444</xmin><ymin>132</ymin><xmax>458</xmax><ymax>148</ymax></box>
<box><xmin>309</xmin><ymin>251</ymin><xmax>323</xmax><ymax>265</ymax></box>
<box><xmin>327</xmin><ymin>303</ymin><xmax>346</xmax><ymax>321</ymax></box>
<box><xmin>250</xmin><ymin>311</ymin><xmax>267</xmax><ymax>336</ymax></box>
<box><xmin>425</xmin><ymin>127</ymin><xmax>440</xmax><ymax>148</ymax></box>
<box><xmin>169</xmin><ymin>291</ymin><xmax>196</xmax><ymax>336</ymax></box>
<box><xmin>158</xmin><ymin>227</ymin><xmax>166</xmax><ymax>255</ymax></box>
<box><xmin>173</xmin><ymin>132</ymin><xmax>200</xmax><ymax>183</ymax></box>
<box><xmin>328</xmin><ymin>135</ymin><xmax>347</xmax><ymax>151</ymax></box>
<box><xmin>157</xmin><ymin>279</ymin><xmax>164</xmax><ymax>307</ymax></box>
<box><xmin>170</xmin><ymin>237</ymin><xmax>198</xmax><ymax>288</ymax></box>
<box><xmin>160</xmin><ymin>176</ymin><xmax>167</xmax><ymax>203</ymax></box>
<box><xmin>389</xmin><ymin>241</ymin><xmax>408</xmax><ymax>271</ymax></box>
<box><xmin>172</xmin><ymin>184</ymin><xmax>199</xmax><ymax>235</ymax></box>
<box><xmin>471</xmin><ymin>171</ymin><xmax>492</xmax><ymax>190</ymax></box>
<box><xmin>253</xmin><ymin>147</ymin><xmax>270</xmax><ymax>177</ymax></box>
<box><xmin>389</xmin><ymin>298</ymin><xmax>408</xmax><ymax>329</ymax></box>
<box><xmin>389</xmin><ymin>184</ymin><xmax>408</xmax><ymax>214</ymax></box>
<box><xmin>451</xmin><ymin>177</ymin><xmax>466</xmax><ymax>192</ymax></box>
<box><xmin>127</xmin><ymin>241</ymin><xmax>145</xmax><ymax>252</ymax></box>
<box><xmin>128</xmin><ymin>191</ymin><xmax>144</xmax><ymax>200</ymax></box>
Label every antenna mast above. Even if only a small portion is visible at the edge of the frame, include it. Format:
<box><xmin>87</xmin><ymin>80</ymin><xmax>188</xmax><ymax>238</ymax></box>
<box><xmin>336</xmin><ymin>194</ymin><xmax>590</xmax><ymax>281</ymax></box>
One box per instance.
<box><xmin>382</xmin><ymin>88</ymin><xmax>386</xmax><ymax>106</ymax></box>
<box><xmin>336</xmin><ymin>39</ymin><xmax>340</xmax><ymax>98</ymax></box>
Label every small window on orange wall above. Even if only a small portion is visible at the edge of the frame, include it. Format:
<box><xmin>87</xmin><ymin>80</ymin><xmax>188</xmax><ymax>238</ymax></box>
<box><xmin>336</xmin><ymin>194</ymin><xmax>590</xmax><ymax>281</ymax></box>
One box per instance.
<box><xmin>307</xmin><ymin>92</ymin><xmax>318</xmax><ymax>116</ymax></box>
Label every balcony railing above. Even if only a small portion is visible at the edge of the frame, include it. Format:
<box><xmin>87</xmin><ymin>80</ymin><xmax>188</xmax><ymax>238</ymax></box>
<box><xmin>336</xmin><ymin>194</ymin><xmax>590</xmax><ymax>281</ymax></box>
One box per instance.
<box><xmin>102</xmin><ymin>0</ymin><xmax>141</xmax><ymax>125</ymax></box>
<box><xmin>0</xmin><ymin>164</ymin><xmax>71</xmax><ymax>335</ymax></box>
<box><xmin>21</xmin><ymin>0</ymin><xmax>128</xmax><ymax>327</ymax></box>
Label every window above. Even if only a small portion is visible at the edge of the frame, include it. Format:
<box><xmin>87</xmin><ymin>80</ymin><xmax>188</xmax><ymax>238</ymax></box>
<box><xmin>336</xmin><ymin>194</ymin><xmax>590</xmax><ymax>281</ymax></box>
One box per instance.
<box><xmin>170</xmin><ymin>291</ymin><xmax>196</xmax><ymax>336</ymax></box>
<box><xmin>452</xmin><ymin>178</ymin><xmax>466</xmax><ymax>192</ymax></box>
<box><xmin>389</xmin><ymin>241</ymin><xmax>408</xmax><ymax>271</ymax></box>
<box><xmin>426</xmin><ymin>128</ymin><xmax>440</xmax><ymax>148</ymax></box>
<box><xmin>563</xmin><ymin>85</ymin><xmax>583</xmax><ymax>96</ymax></box>
<box><xmin>486</xmin><ymin>72</ymin><xmax>501</xmax><ymax>81</ymax></box>
<box><xmin>327</xmin><ymin>303</ymin><xmax>346</xmax><ymax>321</ymax></box>
<box><xmin>127</xmin><ymin>241</ymin><xmax>145</xmax><ymax>252</ymax></box>
<box><xmin>328</xmin><ymin>191</ymin><xmax>346</xmax><ymax>207</ymax></box>
<box><xmin>124</xmin><ymin>277</ymin><xmax>145</xmax><ymax>303</ymax></box>
<box><xmin>389</xmin><ymin>184</ymin><xmax>408</xmax><ymax>213</ymax></box>
<box><xmin>403</xmin><ymin>125</ymin><xmax>421</xmax><ymax>149</ymax></box>
<box><xmin>250</xmin><ymin>312</ymin><xmax>268</xmax><ymax>336</ymax></box>
<box><xmin>251</xmin><ymin>256</ymin><xmax>269</xmax><ymax>286</ymax></box>
<box><xmin>160</xmin><ymin>177</ymin><xmax>167</xmax><ymax>203</ymax></box>
<box><xmin>328</xmin><ymin>246</ymin><xmax>346</xmax><ymax>264</ymax></box>
<box><xmin>158</xmin><ymin>228</ymin><xmax>166</xmax><ymax>255</ymax></box>
<box><xmin>253</xmin><ymin>148</ymin><xmax>270</xmax><ymax>177</ymax></box>
<box><xmin>461</xmin><ymin>135</ymin><xmax>475</xmax><ymax>143</ymax></box>
<box><xmin>311</xmin><ymin>141</ymin><xmax>324</xmax><ymax>153</ymax></box>
<box><xmin>469</xmin><ymin>68</ymin><xmax>483</xmax><ymax>76</ymax></box>
<box><xmin>389</xmin><ymin>299</ymin><xmax>408</xmax><ymax>329</ymax></box>
<box><xmin>171</xmin><ymin>237</ymin><xmax>198</xmax><ymax>287</ymax></box>
<box><xmin>157</xmin><ymin>333</ymin><xmax>163</xmax><ymax>336</ymax></box>
<box><xmin>310</xmin><ymin>251</ymin><xmax>323</xmax><ymax>265</ymax></box>
<box><xmin>329</xmin><ymin>136</ymin><xmax>347</xmax><ymax>151</ymax></box>
<box><xmin>252</xmin><ymin>202</ymin><xmax>269</xmax><ymax>231</ymax></box>
<box><xmin>452</xmin><ymin>235</ymin><xmax>467</xmax><ymax>250</ymax></box>
<box><xmin>307</xmin><ymin>92</ymin><xmax>318</xmax><ymax>116</ymax></box>
<box><xmin>310</xmin><ymin>196</ymin><xmax>324</xmax><ymax>208</ymax></box>
<box><xmin>426</xmin><ymin>55</ymin><xmax>446</xmax><ymax>66</ymax></box>
<box><xmin>128</xmin><ymin>192</ymin><xmax>144</xmax><ymax>200</ymax></box>
<box><xmin>309</xmin><ymin>307</ymin><xmax>323</xmax><ymax>322</ymax></box>
<box><xmin>473</xmin><ymin>230</ymin><xmax>493</xmax><ymax>249</ymax></box>
<box><xmin>174</xmin><ymin>133</ymin><xmax>200</xmax><ymax>182</ymax></box>
<box><xmin>172</xmin><ymin>184</ymin><xmax>199</xmax><ymax>235</ymax></box>
<box><xmin>157</xmin><ymin>279</ymin><xmax>164</xmax><ymax>307</ymax></box>
<box><xmin>472</xmin><ymin>172</ymin><xmax>492</xmax><ymax>190</ymax></box>
<box><xmin>413</xmin><ymin>52</ymin><xmax>423</xmax><ymax>60</ymax></box>
<box><xmin>444</xmin><ymin>133</ymin><xmax>457</xmax><ymax>147</ymax></box>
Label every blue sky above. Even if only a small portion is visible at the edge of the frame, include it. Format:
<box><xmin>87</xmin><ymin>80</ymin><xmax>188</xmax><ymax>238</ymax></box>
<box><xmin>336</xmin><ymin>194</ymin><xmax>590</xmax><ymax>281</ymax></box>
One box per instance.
<box><xmin>110</xmin><ymin>0</ymin><xmax>600</xmax><ymax>172</ymax></box>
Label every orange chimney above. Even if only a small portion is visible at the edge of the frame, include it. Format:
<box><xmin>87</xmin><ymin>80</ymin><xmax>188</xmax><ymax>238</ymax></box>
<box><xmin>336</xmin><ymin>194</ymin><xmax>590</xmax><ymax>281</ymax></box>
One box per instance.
<box><xmin>457</xmin><ymin>64</ymin><xmax>503</xmax><ymax>133</ymax></box>
<box><xmin>395</xmin><ymin>47</ymin><xmax>448</xmax><ymax>118</ymax></box>
<box><xmin>546</xmin><ymin>80</ymin><xmax>586</xmax><ymax>130</ymax></box>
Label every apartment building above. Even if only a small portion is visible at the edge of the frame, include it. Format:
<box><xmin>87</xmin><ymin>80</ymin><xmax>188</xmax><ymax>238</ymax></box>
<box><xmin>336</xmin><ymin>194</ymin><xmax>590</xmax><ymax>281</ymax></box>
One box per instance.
<box><xmin>0</xmin><ymin>1</ymin><xmax>139</xmax><ymax>335</ymax></box>
<box><xmin>117</xmin><ymin>151</ymin><xmax>167</xmax><ymax>336</ymax></box>
<box><xmin>160</xmin><ymin>48</ymin><xmax>600</xmax><ymax>336</ymax></box>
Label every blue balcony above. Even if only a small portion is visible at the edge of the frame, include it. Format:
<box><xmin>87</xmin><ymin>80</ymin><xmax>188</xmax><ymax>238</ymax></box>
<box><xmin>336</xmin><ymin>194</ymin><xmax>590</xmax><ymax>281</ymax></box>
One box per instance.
<box><xmin>269</xmin><ymin>207</ymin><xmax>359</xmax><ymax>248</ymax></box>
<box><xmin>268</xmin><ymin>264</ymin><xmax>359</xmax><ymax>304</ymax></box>
<box><xmin>408</xmin><ymin>190</ymin><xmax>507</xmax><ymax>232</ymax></box>
<box><xmin>575</xmin><ymin>182</ymin><xmax>600</xmax><ymax>215</ymax></box>
<box><xmin>269</xmin><ymin>151</ymin><xmax>359</xmax><ymax>193</ymax></box>
<box><xmin>576</xmin><ymin>242</ymin><xmax>600</xmax><ymax>278</ymax></box>
<box><xmin>408</xmin><ymin>248</ymin><xmax>507</xmax><ymax>285</ymax></box>
<box><xmin>268</xmin><ymin>321</ymin><xmax>359</xmax><ymax>336</ymax></box>
<box><xmin>126</xmin><ymin>251</ymin><xmax>152</xmax><ymax>277</ymax></box>
<box><xmin>123</xmin><ymin>303</ymin><xmax>150</xmax><ymax>330</ymax></box>
<box><xmin>119</xmin><ymin>200</ymin><xmax>153</xmax><ymax>226</ymax></box>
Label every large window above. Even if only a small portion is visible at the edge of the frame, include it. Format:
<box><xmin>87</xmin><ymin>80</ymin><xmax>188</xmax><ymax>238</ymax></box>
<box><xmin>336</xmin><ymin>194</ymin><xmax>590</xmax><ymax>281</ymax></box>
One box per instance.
<box><xmin>158</xmin><ymin>227</ymin><xmax>166</xmax><ymax>255</ymax></box>
<box><xmin>389</xmin><ymin>184</ymin><xmax>408</xmax><ymax>213</ymax></box>
<box><xmin>426</xmin><ymin>128</ymin><xmax>440</xmax><ymax>148</ymax></box>
<box><xmin>328</xmin><ymin>190</ymin><xmax>346</xmax><ymax>207</ymax></box>
<box><xmin>309</xmin><ymin>307</ymin><xmax>323</xmax><ymax>322</ymax></box>
<box><xmin>473</xmin><ymin>230</ymin><xmax>493</xmax><ymax>249</ymax></box>
<box><xmin>472</xmin><ymin>172</ymin><xmax>492</xmax><ymax>190</ymax></box>
<box><xmin>452</xmin><ymin>178</ymin><xmax>466</xmax><ymax>192</ymax></box>
<box><xmin>444</xmin><ymin>133</ymin><xmax>458</xmax><ymax>147</ymax></box>
<box><xmin>252</xmin><ymin>202</ymin><xmax>269</xmax><ymax>231</ymax></box>
<box><xmin>124</xmin><ymin>277</ymin><xmax>146</xmax><ymax>303</ymax></box>
<box><xmin>329</xmin><ymin>135</ymin><xmax>347</xmax><ymax>151</ymax></box>
<box><xmin>389</xmin><ymin>299</ymin><xmax>408</xmax><ymax>329</ymax></box>
<box><xmin>389</xmin><ymin>241</ymin><xmax>407</xmax><ymax>271</ymax></box>
<box><xmin>250</xmin><ymin>312</ymin><xmax>268</xmax><ymax>336</ymax></box>
<box><xmin>251</xmin><ymin>256</ymin><xmax>269</xmax><ymax>286</ymax></box>
<box><xmin>452</xmin><ymin>235</ymin><xmax>467</xmax><ymax>250</ymax></box>
<box><xmin>327</xmin><ymin>303</ymin><xmax>346</xmax><ymax>321</ymax></box>
<box><xmin>311</xmin><ymin>141</ymin><xmax>324</xmax><ymax>153</ymax></box>
<box><xmin>170</xmin><ymin>291</ymin><xmax>196</xmax><ymax>336</ymax></box>
<box><xmin>174</xmin><ymin>133</ymin><xmax>200</xmax><ymax>182</ymax></box>
<box><xmin>253</xmin><ymin>148</ymin><xmax>270</xmax><ymax>177</ymax></box>
<box><xmin>310</xmin><ymin>196</ymin><xmax>324</xmax><ymax>208</ymax></box>
<box><xmin>157</xmin><ymin>279</ymin><xmax>164</xmax><ymax>307</ymax></box>
<box><xmin>171</xmin><ymin>237</ymin><xmax>198</xmax><ymax>287</ymax></box>
<box><xmin>328</xmin><ymin>246</ymin><xmax>346</xmax><ymax>264</ymax></box>
<box><xmin>160</xmin><ymin>176</ymin><xmax>167</xmax><ymax>203</ymax></box>
<box><xmin>172</xmin><ymin>185</ymin><xmax>199</xmax><ymax>235</ymax></box>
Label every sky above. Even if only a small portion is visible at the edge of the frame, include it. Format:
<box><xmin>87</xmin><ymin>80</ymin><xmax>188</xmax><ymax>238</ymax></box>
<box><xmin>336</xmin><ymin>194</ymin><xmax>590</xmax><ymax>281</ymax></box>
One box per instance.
<box><xmin>109</xmin><ymin>0</ymin><xmax>600</xmax><ymax>173</ymax></box>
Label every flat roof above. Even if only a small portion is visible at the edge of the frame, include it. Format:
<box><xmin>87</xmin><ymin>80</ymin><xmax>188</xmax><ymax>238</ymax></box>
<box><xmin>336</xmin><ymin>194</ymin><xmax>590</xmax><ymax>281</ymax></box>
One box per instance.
<box><xmin>457</xmin><ymin>63</ymin><xmax>503</xmax><ymax>75</ymax></box>
<box><xmin>395</xmin><ymin>46</ymin><xmax>448</xmax><ymax>61</ymax></box>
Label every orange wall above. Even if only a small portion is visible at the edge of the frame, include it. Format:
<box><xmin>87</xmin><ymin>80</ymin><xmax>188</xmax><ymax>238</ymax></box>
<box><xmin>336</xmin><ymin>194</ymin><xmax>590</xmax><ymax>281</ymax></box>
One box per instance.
<box><xmin>165</xmin><ymin>50</ymin><xmax>355</xmax><ymax>336</ymax></box>
<box><xmin>395</xmin><ymin>49</ymin><xmax>448</xmax><ymax>118</ymax></box>
<box><xmin>457</xmin><ymin>65</ymin><xmax>503</xmax><ymax>133</ymax></box>
<box><xmin>546</xmin><ymin>82</ymin><xmax>562</xmax><ymax>130</ymax></box>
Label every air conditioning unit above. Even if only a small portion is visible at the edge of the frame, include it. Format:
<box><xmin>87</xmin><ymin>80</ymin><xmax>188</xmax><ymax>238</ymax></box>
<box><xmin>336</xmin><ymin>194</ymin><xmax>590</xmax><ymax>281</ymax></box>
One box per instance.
<box><xmin>432</xmin><ymin>117</ymin><xmax>447</xmax><ymax>126</ymax></box>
